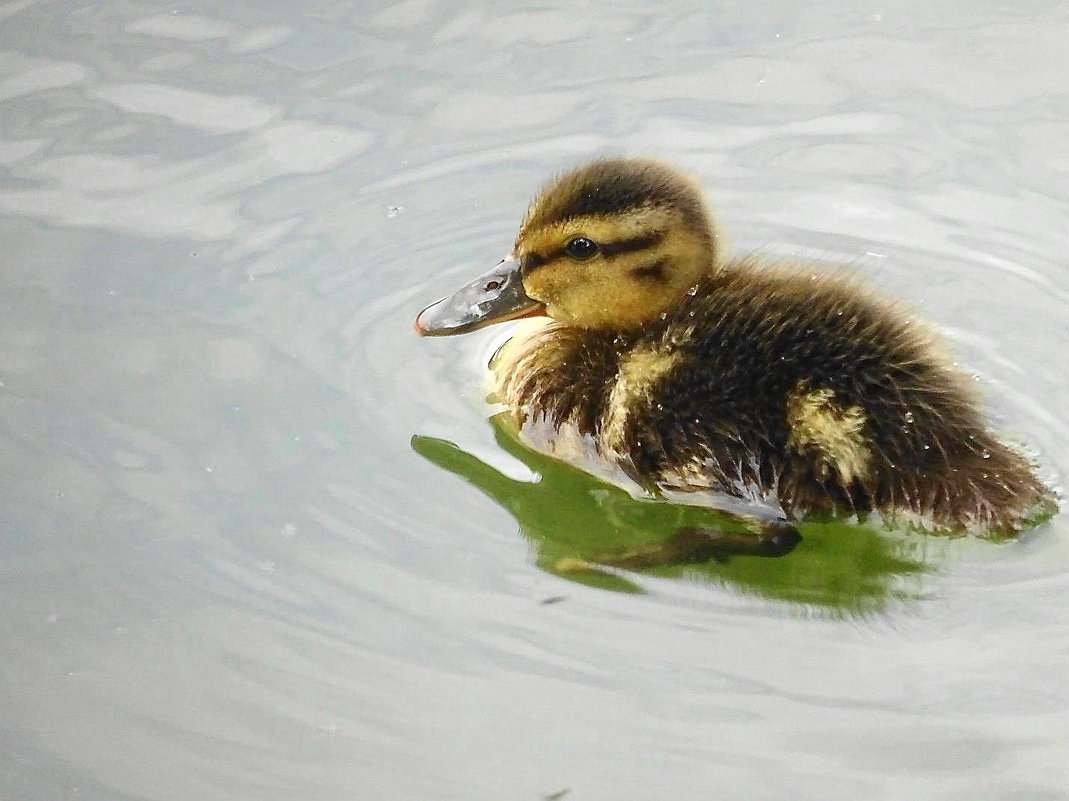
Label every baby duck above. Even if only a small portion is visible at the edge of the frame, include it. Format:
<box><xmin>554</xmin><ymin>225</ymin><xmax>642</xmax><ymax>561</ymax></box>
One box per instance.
<box><xmin>416</xmin><ymin>157</ymin><xmax>1056</xmax><ymax>540</ymax></box>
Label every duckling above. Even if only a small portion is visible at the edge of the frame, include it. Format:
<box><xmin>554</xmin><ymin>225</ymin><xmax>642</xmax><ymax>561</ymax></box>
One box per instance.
<box><xmin>415</xmin><ymin>157</ymin><xmax>1056</xmax><ymax>545</ymax></box>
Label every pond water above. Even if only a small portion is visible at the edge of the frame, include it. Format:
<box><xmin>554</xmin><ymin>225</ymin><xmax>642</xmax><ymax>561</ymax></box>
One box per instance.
<box><xmin>2</xmin><ymin>1</ymin><xmax>1068</xmax><ymax>799</ymax></box>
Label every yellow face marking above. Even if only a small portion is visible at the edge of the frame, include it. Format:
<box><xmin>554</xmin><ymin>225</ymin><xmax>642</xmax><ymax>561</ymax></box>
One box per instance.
<box><xmin>515</xmin><ymin>210</ymin><xmax>712</xmax><ymax>330</ymax></box>
<box><xmin>786</xmin><ymin>384</ymin><xmax>871</xmax><ymax>484</ymax></box>
<box><xmin>602</xmin><ymin>346</ymin><xmax>681</xmax><ymax>454</ymax></box>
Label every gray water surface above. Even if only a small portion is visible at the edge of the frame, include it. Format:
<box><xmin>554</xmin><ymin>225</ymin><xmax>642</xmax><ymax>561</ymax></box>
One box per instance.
<box><xmin>2</xmin><ymin>2</ymin><xmax>1069</xmax><ymax>799</ymax></box>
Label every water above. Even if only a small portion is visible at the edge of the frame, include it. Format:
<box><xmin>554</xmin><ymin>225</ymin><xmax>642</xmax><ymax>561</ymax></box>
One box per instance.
<box><xmin>2</xmin><ymin>1</ymin><xmax>1068</xmax><ymax>799</ymax></box>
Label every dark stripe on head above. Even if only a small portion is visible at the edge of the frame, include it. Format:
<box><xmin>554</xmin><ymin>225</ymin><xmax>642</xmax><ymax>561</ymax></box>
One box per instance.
<box><xmin>630</xmin><ymin>257</ymin><xmax>668</xmax><ymax>282</ymax></box>
<box><xmin>599</xmin><ymin>230</ymin><xmax>664</xmax><ymax>258</ymax></box>
<box><xmin>521</xmin><ymin>252</ymin><xmax>548</xmax><ymax>271</ymax></box>
<box><xmin>528</xmin><ymin>158</ymin><xmax>710</xmax><ymax>232</ymax></box>
<box><xmin>523</xmin><ymin>230</ymin><xmax>663</xmax><ymax>273</ymax></box>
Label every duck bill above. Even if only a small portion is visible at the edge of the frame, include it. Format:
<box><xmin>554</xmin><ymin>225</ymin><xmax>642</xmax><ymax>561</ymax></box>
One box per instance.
<box><xmin>415</xmin><ymin>256</ymin><xmax>545</xmax><ymax>337</ymax></box>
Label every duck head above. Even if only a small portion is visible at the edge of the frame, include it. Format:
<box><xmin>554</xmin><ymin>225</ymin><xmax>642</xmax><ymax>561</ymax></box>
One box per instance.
<box><xmin>415</xmin><ymin>157</ymin><xmax>723</xmax><ymax>335</ymax></box>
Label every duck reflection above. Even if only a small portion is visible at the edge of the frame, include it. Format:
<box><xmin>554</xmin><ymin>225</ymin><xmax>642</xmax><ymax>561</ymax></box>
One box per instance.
<box><xmin>412</xmin><ymin>414</ymin><xmax>928</xmax><ymax>611</ymax></box>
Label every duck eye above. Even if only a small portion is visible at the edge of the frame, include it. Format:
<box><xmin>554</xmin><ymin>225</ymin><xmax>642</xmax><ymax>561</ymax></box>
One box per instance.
<box><xmin>564</xmin><ymin>237</ymin><xmax>598</xmax><ymax>260</ymax></box>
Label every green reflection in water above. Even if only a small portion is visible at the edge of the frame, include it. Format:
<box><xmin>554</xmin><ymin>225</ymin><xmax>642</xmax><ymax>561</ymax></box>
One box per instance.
<box><xmin>413</xmin><ymin>415</ymin><xmax>931</xmax><ymax>612</ymax></box>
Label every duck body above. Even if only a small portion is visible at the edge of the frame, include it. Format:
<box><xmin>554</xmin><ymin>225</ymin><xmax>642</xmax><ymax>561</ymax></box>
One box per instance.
<box><xmin>494</xmin><ymin>263</ymin><xmax>1051</xmax><ymax>535</ymax></box>
<box><xmin>417</xmin><ymin>157</ymin><xmax>1056</xmax><ymax>538</ymax></box>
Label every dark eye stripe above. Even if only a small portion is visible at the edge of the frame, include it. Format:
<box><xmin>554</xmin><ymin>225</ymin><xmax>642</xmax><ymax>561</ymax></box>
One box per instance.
<box><xmin>598</xmin><ymin>230</ymin><xmax>664</xmax><ymax>258</ymax></box>
<box><xmin>521</xmin><ymin>229</ymin><xmax>664</xmax><ymax>273</ymax></box>
<box><xmin>522</xmin><ymin>252</ymin><xmax>548</xmax><ymax>271</ymax></box>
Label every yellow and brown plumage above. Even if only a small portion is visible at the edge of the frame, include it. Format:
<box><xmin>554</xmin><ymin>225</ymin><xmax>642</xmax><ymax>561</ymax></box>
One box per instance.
<box><xmin>416</xmin><ymin>157</ymin><xmax>1056</xmax><ymax>546</ymax></box>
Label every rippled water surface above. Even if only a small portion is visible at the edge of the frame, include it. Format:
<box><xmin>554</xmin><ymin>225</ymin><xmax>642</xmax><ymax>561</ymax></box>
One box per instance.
<box><xmin>3</xmin><ymin>1</ymin><xmax>1069</xmax><ymax>799</ymax></box>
